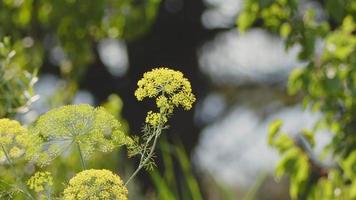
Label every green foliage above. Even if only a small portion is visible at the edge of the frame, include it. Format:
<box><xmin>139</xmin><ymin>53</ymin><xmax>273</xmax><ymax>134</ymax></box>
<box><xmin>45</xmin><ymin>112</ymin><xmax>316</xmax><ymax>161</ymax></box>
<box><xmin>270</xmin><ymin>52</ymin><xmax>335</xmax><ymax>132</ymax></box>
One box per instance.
<box><xmin>150</xmin><ymin>139</ymin><xmax>203</xmax><ymax>200</ymax></box>
<box><xmin>268</xmin><ymin>121</ymin><xmax>310</xmax><ymax>199</ymax></box>
<box><xmin>239</xmin><ymin>0</ymin><xmax>356</xmax><ymax>199</ymax></box>
<box><xmin>0</xmin><ymin>38</ymin><xmax>38</xmax><ymax>117</ymax></box>
<box><xmin>0</xmin><ymin>0</ymin><xmax>161</xmax><ymax>79</ymax></box>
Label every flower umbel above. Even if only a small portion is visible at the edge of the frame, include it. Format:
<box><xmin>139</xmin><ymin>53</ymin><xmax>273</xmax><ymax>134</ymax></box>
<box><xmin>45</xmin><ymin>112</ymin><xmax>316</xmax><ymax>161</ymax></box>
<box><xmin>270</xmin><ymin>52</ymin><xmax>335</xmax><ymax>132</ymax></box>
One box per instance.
<box><xmin>63</xmin><ymin>169</ymin><xmax>128</xmax><ymax>200</ymax></box>
<box><xmin>30</xmin><ymin>104</ymin><xmax>133</xmax><ymax>167</ymax></box>
<box><xmin>135</xmin><ymin>67</ymin><xmax>196</xmax><ymax>113</ymax></box>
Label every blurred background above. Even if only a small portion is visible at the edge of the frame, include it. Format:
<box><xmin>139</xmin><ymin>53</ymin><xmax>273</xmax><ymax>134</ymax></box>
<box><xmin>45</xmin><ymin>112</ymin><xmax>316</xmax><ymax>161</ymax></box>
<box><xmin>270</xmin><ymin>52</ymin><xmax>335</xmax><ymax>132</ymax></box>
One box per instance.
<box><xmin>0</xmin><ymin>0</ymin><xmax>343</xmax><ymax>199</ymax></box>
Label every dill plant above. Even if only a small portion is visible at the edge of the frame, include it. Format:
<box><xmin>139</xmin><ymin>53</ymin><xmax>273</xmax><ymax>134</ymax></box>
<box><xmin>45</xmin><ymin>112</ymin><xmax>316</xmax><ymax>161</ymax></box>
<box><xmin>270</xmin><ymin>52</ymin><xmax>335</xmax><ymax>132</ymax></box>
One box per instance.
<box><xmin>0</xmin><ymin>67</ymin><xmax>195</xmax><ymax>199</ymax></box>
<box><xmin>125</xmin><ymin>68</ymin><xmax>196</xmax><ymax>186</ymax></box>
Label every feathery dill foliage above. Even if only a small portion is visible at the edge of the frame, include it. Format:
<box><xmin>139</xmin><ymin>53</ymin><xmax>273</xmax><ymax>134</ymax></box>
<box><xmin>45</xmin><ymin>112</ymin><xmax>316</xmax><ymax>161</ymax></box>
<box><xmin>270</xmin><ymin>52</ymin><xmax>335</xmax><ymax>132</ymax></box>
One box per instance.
<box><xmin>125</xmin><ymin>67</ymin><xmax>196</xmax><ymax>185</ymax></box>
<box><xmin>27</xmin><ymin>171</ymin><xmax>53</xmax><ymax>193</ymax></box>
<box><xmin>0</xmin><ymin>118</ymin><xmax>41</xmax><ymax>163</ymax></box>
<box><xmin>30</xmin><ymin>104</ymin><xmax>133</xmax><ymax>166</ymax></box>
<box><xmin>63</xmin><ymin>169</ymin><xmax>128</xmax><ymax>200</ymax></box>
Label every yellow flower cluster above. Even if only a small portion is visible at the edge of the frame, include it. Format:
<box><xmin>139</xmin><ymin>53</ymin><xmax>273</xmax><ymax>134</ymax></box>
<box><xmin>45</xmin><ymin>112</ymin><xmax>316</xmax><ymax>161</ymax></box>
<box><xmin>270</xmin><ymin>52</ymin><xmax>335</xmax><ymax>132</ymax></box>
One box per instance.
<box><xmin>27</xmin><ymin>171</ymin><xmax>53</xmax><ymax>192</ymax></box>
<box><xmin>63</xmin><ymin>169</ymin><xmax>128</xmax><ymax>200</ymax></box>
<box><xmin>0</xmin><ymin>118</ymin><xmax>39</xmax><ymax>161</ymax></box>
<box><xmin>31</xmin><ymin>104</ymin><xmax>133</xmax><ymax>166</ymax></box>
<box><xmin>135</xmin><ymin>68</ymin><xmax>196</xmax><ymax>126</ymax></box>
<box><xmin>135</xmin><ymin>68</ymin><xmax>196</xmax><ymax>111</ymax></box>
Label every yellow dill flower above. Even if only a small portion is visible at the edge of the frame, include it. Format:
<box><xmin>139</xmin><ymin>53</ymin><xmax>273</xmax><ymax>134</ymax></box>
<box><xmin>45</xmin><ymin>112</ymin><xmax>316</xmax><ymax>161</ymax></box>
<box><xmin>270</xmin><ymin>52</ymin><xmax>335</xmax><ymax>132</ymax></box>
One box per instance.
<box><xmin>30</xmin><ymin>104</ymin><xmax>133</xmax><ymax>166</ymax></box>
<box><xmin>0</xmin><ymin>118</ymin><xmax>41</xmax><ymax>162</ymax></box>
<box><xmin>63</xmin><ymin>169</ymin><xmax>128</xmax><ymax>200</ymax></box>
<box><xmin>27</xmin><ymin>171</ymin><xmax>53</xmax><ymax>192</ymax></box>
<box><xmin>135</xmin><ymin>68</ymin><xmax>196</xmax><ymax>113</ymax></box>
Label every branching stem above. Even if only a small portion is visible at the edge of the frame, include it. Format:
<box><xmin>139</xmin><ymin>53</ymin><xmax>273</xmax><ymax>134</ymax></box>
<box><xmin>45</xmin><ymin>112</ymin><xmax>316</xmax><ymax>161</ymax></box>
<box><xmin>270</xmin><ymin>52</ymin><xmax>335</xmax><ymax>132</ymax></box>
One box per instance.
<box><xmin>124</xmin><ymin>128</ymin><xmax>161</xmax><ymax>186</ymax></box>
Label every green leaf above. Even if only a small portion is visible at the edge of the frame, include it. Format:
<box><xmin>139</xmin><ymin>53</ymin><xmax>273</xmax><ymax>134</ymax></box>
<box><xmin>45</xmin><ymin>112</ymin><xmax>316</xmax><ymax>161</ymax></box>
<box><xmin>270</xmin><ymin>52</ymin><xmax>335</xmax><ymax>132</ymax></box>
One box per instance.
<box><xmin>273</xmin><ymin>134</ymin><xmax>294</xmax><ymax>152</ymax></box>
<box><xmin>237</xmin><ymin>12</ymin><xmax>255</xmax><ymax>32</ymax></box>
<box><xmin>175</xmin><ymin>144</ymin><xmax>203</xmax><ymax>200</ymax></box>
<box><xmin>350</xmin><ymin>182</ymin><xmax>356</xmax><ymax>199</ymax></box>
<box><xmin>280</xmin><ymin>23</ymin><xmax>291</xmax><ymax>38</ymax></box>
<box><xmin>341</xmin><ymin>151</ymin><xmax>356</xmax><ymax>179</ymax></box>
<box><xmin>150</xmin><ymin>170</ymin><xmax>176</xmax><ymax>200</ymax></box>
<box><xmin>268</xmin><ymin>120</ymin><xmax>283</xmax><ymax>145</ymax></box>
<box><xmin>288</xmin><ymin>68</ymin><xmax>304</xmax><ymax>95</ymax></box>
<box><xmin>275</xmin><ymin>147</ymin><xmax>299</xmax><ymax>178</ymax></box>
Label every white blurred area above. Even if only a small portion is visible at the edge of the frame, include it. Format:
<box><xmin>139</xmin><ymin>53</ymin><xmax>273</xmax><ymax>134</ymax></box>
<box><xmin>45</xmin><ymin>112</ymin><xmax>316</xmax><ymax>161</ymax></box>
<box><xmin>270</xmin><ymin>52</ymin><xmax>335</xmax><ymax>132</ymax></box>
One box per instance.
<box><xmin>98</xmin><ymin>38</ymin><xmax>129</xmax><ymax>77</ymax></box>
<box><xmin>193</xmin><ymin>103</ymin><xmax>331</xmax><ymax>187</ymax></box>
<box><xmin>73</xmin><ymin>90</ymin><xmax>95</xmax><ymax>105</ymax></box>
<box><xmin>202</xmin><ymin>0</ymin><xmax>243</xmax><ymax>29</ymax></box>
<box><xmin>198</xmin><ymin>29</ymin><xmax>301</xmax><ymax>85</ymax></box>
<box><xmin>50</xmin><ymin>46</ymin><xmax>67</xmax><ymax>66</ymax></box>
<box><xmin>48</xmin><ymin>37</ymin><xmax>129</xmax><ymax>78</ymax></box>
<box><xmin>194</xmin><ymin>92</ymin><xmax>226</xmax><ymax>125</ymax></box>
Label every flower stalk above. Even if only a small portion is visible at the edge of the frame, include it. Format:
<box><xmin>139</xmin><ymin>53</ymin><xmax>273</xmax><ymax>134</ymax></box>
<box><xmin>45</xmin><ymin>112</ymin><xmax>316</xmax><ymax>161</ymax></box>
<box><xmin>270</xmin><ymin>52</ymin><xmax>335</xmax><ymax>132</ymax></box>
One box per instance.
<box><xmin>76</xmin><ymin>142</ymin><xmax>86</xmax><ymax>170</ymax></box>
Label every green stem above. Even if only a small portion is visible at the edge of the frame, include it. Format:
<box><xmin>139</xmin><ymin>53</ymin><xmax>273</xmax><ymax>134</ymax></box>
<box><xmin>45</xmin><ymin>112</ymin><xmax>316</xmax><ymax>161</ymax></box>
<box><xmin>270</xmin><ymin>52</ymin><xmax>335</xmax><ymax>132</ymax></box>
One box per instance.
<box><xmin>76</xmin><ymin>142</ymin><xmax>86</xmax><ymax>170</ymax></box>
<box><xmin>140</xmin><ymin>130</ymin><xmax>156</xmax><ymax>163</ymax></box>
<box><xmin>1</xmin><ymin>144</ymin><xmax>15</xmax><ymax>169</ymax></box>
<box><xmin>124</xmin><ymin>130</ymin><xmax>160</xmax><ymax>186</ymax></box>
<box><xmin>125</xmin><ymin>109</ymin><xmax>168</xmax><ymax>186</ymax></box>
<box><xmin>0</xmin><ymin>144</ymin><xmax>34</xmax><ymax>200</ymax></box>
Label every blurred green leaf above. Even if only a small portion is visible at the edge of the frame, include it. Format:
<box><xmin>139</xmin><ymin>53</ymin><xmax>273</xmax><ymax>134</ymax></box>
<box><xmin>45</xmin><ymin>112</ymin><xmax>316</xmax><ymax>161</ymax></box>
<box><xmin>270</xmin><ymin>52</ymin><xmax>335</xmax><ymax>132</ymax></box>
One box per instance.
<box><xmin>268</xmin><ymin>119</ymin><xmax>283</xmax><ymax>145</ymax></box>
